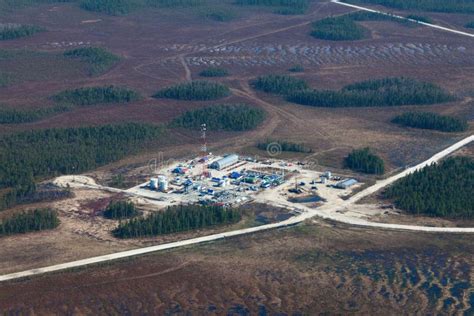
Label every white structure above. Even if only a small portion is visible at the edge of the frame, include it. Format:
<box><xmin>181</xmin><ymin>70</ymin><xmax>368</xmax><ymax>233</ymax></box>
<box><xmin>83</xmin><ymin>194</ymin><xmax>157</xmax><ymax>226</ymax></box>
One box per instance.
<box><xmin>210</xmin><ymin>154</ymin><xmax>239</xmax><ymax>170</ymax></box>
<box><xmin>158</xmin><ymin>175</ymin><xmax>168</xmax><ymax>192</ymax></box>
<box><xmin>150</xmin><ymin>178</ymin><xmax>158</xmax><ymax>190</ymax></box>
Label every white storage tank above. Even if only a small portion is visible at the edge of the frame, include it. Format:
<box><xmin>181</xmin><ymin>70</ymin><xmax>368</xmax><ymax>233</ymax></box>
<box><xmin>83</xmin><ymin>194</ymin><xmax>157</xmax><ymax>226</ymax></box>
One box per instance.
<box><xmin>158</xmin><ymin>177</ymin><xmax>169</xmax><ymax>192</ymax></box>
<box><xmin>150</xmin><ymin>178</ymin><xmax>158</xmax><ymax>190</ymax></box>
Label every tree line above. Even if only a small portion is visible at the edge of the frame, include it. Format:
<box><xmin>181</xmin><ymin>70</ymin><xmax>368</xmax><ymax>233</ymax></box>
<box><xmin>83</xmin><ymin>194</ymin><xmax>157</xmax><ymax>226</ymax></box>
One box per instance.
<box><xmin>0</xmin><ymin>104</ymin><xmax>71</xmax><ymax>124</ymax></box>
<box><xmin>392</xmin><ymin>112</ymin><xmax>468</xmax><ymax>133</ymax></box>
<box><xmin>252</xmin><ymin>74</ymin><xmax>308</xmax><ymax>95</ymax></box>
<box><xmin>103</xmin><ymin>200</ymin><xmax>139</xmax><ymax>219</ymax></box>
<box><xmin>64</xmin><ymin>47</ymin><xmax>120</xmax><ymax>76</ymax></box>
<box><xmin>113</xmin><ymin>204</ymin><xmax>242</xmax><ymax>238</ymax></box>
<box><xmin>234</xmin><ymin>0</ymin><xmax>310</xmax><ymax>14</ymax></box>
<box><xmin>311</xmin><ymin>16</ymin><xmax>367</xmax><ymax>41</ymax></box>
<box><xmin>172</xmin><ymin>103</ymin><xmax>266</xmax><ymax>131</ymax></box>
<box><xmin>0</xmin><ymin>208</ymin><xmax>60</xmax><ymax>236</ymax></box>
<box><xmin>0</xmin><ymin>123</ymin><xmax>164</xmax><ymax>210</ymax></box>
<box><xmin>153</xmin><ymin>81</ymin><xmax>231</xmax><ymax>101</ymax></box>
<box><xmin>53</xmin><ymin>85</ymin><xmax>141</xmax><ymax>106</ymax></box>
<box><xmin>199</xmin><ymin>67</ymin><xmax>229</xmax><ymax>77</ymax></box>
<box><xmin>0</xmin><ymin>24</ymin><xmax>43</xmax><ymax>40</ymax></box>
<box><xmin>345</xmin><ymin>148</ymin><xmax>385</xmax><ymax>174</ymax></box>
<box><xmin>286</xmin><ymin>77</ymin><xmax>455</xmax><ymax>107</ymax></box>
<box><xmin>345</xmin><ymin>0</ymin><xmax>474</xmax><ymax>14</ymax></box>
<box><xmin>384</xmin><ymin>157</ymin><xmax>473</xmax><ymax>219</ymax></box>
<box><xmin>257</xmin><ymin>139</ymin><xmax>312</xmax><ymax>153</ymax></box>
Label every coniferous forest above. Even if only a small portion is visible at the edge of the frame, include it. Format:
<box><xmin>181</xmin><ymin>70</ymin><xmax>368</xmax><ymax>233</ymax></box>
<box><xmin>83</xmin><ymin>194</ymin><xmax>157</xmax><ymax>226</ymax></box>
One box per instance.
<box><xmin>385</xmin><ymin>157</ymin><xmax>474</xmax><ymax>219</ymax></box>
<box><xmin>311</xmin><ymin>16</ymin><xmax>367</xmax><ymax>41</ymax></box>
<box><xmin>287</xmin><ymin>77</ymin><xmax>455</xmax><ymax>107</ymax></box>
<box><xmin>53</xmin><ymin>85</ymin><xmax>141</xmax><ymax>106</ymax></box>
<box><xmin>113</xmin><ymin>204</ymin><xmax>242</xmax><ymax>238</ymax></box>
<box><xmin>0</xmin><ymin>24</ymin><xmax>43</xmax><ymax>40</ymax></box>
<box><xmin>252</xmin><ymin>74</ymin><xmax>308</xmax><ymax>95</ymax></box>
<box><xmin>392</xmin><ymin>112</ymin><xmax>468</xmax><ymax>132</ymax></box>
<box><xmin>153</xmin><ymin>81</ymin><xmax>231</xmax><ymax>101</ymax></box>
<box><xmin>63</xmin><ymin>47</ymin><xmax>120</xmax><ymax>76</ymax></box>
<box><xmin>257</xmin><ymin>139</ymin><xmax>312</xmax><ymax>153</ymax></box>
<box><xmin>172</xmin><ymin>104</ymin><xmax>266</xmax><ymax>131</ymax></box>
<box><xmin>0</xmin><ymin>208</ymin><xmax>60</xmax><ymax>236</ymax></box>
<box><xmin>103</xmin><ymin>200</ymin><xmax>139</xmax><ymax>219</ymax></box>
<box><xmin>0</xmin><ymin>123</ymin><xmax>164</xmax><ymax>210</ymax></box>
<box><xmin>345</xmin><ymin>148</ymin><xmax>385</xmax><ymax>174</ymax></box>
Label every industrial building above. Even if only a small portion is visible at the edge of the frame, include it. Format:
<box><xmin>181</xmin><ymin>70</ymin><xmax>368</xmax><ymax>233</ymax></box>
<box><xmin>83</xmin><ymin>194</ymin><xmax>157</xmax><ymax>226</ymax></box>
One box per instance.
<box><xmin>210</xmin><ymin>154</ymin><xmax>239</xmax><ymax>170</ymax></box>
<box><xmin>335</xmin><ymin>178</ymin><xmax>358</xmax><ymax>189</ymax></box>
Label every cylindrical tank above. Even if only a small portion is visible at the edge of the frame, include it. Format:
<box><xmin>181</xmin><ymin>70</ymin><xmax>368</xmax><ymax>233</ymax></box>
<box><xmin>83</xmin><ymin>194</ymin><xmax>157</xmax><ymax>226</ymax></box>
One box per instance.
<box><xmin>158</xmin><ymin>177</ymin><xmax>168</xmax><ymax>192</ymax></box>
<box><xmin>320</xmin><ymin>176</ymin><xmax>327</xmax><ymax>184</ymax></box>
<box><xmin>150</xmin><ymin>178</ymin><xmax>158</xmax><ymax>190</ymax></box>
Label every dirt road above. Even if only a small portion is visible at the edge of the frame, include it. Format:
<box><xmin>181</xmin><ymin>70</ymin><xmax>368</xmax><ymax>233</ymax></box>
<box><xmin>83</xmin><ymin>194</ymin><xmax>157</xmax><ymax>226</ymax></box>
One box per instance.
<box><xmin>0</xmin><ymin>134</ymin><xmax>472</xmax><ymax>283</ymax></box>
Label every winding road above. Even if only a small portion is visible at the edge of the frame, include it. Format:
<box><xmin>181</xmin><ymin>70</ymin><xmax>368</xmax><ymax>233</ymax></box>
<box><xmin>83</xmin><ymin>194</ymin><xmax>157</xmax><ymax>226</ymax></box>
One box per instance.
<box><xmin>1</xmin><ymin>1</ymin><xmax>473</xmax><ymax>283</ymax></box>
<box><xmin>0</xmin><ymin>134</ymin><xmax>473</xmax><ymax>283</ymax></box>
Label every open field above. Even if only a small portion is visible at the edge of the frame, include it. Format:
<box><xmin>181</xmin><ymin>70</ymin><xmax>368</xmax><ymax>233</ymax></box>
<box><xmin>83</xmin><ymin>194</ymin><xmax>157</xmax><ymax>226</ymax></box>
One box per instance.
<box><xmin>0</xmin><ymin>222</ymin><xmax>473</xmax><ymax>314</ymax></box>
<box><xmin>0</xmin><ymin>0</ymin><xmax>473</xmax><ymax>312</ymax></box>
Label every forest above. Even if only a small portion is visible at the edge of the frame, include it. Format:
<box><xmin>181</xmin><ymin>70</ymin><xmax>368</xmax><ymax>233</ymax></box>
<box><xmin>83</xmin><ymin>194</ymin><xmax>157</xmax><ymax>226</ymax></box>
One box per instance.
<box><xmin>344</xmin><ymin>0</ymin><xmax>474</xmax><ymax>13</ymax></box>
<box><xmin>384</xmin><ymin>157</ymin><xmax>473</xmax><ymax>219</ymax></box>
<box><xmin>0</xmin><ymin>105</ymin><xmax>71</xmax><ymax>124</ymax></box>
<box><xmin>0</xmin><ymin>24</ymin><xmax>43</xmax><ymax>40</ymax></box>
<box><xmin>257</xmin><ymin>139</ymin><xmax>312</xmax><ymax>153</ymax></box>
<box><xmin>345</xmin><ymin>148</ymin><xmax>385</xmax><ymax>174</ymax></box>
<box><xmin>466</xmin><ymin>21</ymin><xmax>474</xmax><ymax>29</ymax></box>
<box><xmin>113</xmin><ymin>204</ymin><xmax>241</xmax><ymax>238</ymax></box>
<box><xmin>311</xmin><ymin>16</ymin><xmax>367</xmax><ymax>41</ymax></box>
<box><xmin>288</xmin><ymin>65</ymin><xmax>304</xmax><ymax>72</ymax></box>
<box><xmin>287</xmin><ymin>77</ymin><xmax>455</xmax><ymax>107</ymax></box>
<box><xmin>392</xmin><ymin>112</ymin><xmax>468</xmax><ymax>133</ymax></box>
<box><xmin>79</xmin><ymin>0</ymin><xmax>139</xmax><ymax>15</ymax></box>
<box><xmin>406</xmin><ymin>14</ymin><xmax>432</xmax><ymax>23</ymax></box>
<box><xmin>172</xmin><ymin>104</ymin><xmax>266</xmax><ymax>131</ymax></box>
<box><xmin>0</xmin><ymin>123</ymin><xmax>164</xmax><ymax>210</ymax></box>
<box><xmin>199</xmin><ymin>67</ymin><xmax>229</xmax><ymax>77</ymax></box>
<box><xmin>153</xmin><ymin>81</ymin><xmax>231</xmax><ymax>101</ymax></box>
<box><xmin>0</xmin><ymin>72</ymin><xmax>13</xmax><ymax>87</ymax></box>
<box><xmin>64</xmin><ymin>47</ymin><xmax>120</xmax><ymax>76</ymax></box>
<box><xmin>0</xmin><ymin>208</ymin><xmax>60</xmax><ymax>236</ymax></box>
<box><xmin>252</xmin><ymin>74</ymin><xmax>308</xmax><ymax>95</ymax></box>
<box><xmin>103</xmin><ymin>200</ymin><xmax>139</xmax><ymax>219</ymax></box>
<box><xmin>53</xmin><ymin>85</ymin><xmax>141</xmax><ymax>106</ymax></box>
<box><xmin>235</xmin><ymin>0</ymin><xmax>309</xmax><ymax>14</ymax></box>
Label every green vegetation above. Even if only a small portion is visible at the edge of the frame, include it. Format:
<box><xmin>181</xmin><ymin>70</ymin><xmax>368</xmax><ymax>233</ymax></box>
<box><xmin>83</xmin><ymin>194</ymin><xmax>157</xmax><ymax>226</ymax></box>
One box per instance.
<box><xmin>252</xmin><ymin>74</ymin><xmax>308</xmax><ymax>95</ymax></box>
<box><xmin>465</xmin><ymin>21</ymin><xmax>474</xmax><ymax>29</ymax></box>
<box><xmin>257</xmin><ymin>139</ymin><xmax>312</xmax><ymax>153</ymax></box>
<box><xmin>234</xmin><ymin>0</ymin><xmax>310</xmax><ymax>15</ymax></box>
<box><xmin>288</xmin><ymin>65</ymin><xmax>304</xmax><ymax>72</ymax></box>
<box><xmin>343</xmin><ymin>0</ymin><xmax>474</xmax><ymax>14</ymax></box>
<box><xmin>53</xmin><ymin>85</ymin><xmax>141</xmax><ymax>106</ymax></box>
<box><xmin>80</xmin><ymin>0</ymin><xmax>139</xmax><ymax>15</ymax></box>
<box><xmin>201</xmin><ymin>7</ymin><xmax>237</xmax><ymax>21</ymax></box>
<box><xmin>153</xmin><ymin>81</ymin><xmax>230</xmax><ymax>101</ymax></box>
<box><xmin>0</xmin><ymin>123</ymin><xmax>164</xmax><ymax>210</ymax></box>
<box><xmin>172</xmin><ymin>104</ymin><xmax>265</xmax><ymax>131</ymax></box>
<box><xmin>406</xmin><ymin>14</ymin><xmax>432</xmax><ymax>23</ymax></box>
<box><xmin>311</xmin><ymin>16</ymin><xmax>367</xmax><ymax>41</ymax></box>
<box><xmin>0</xmin><ymin>72</ymin><xmax>13</xmax><ymax>87</ymax></box>
<box><xmin>385</xmin><ymin>157</ymin><xmax>473</xmax><ymax>219</ymax></box>
<box><xmin>0</xmin><ymin>104</ymin><xmax>71</xmax><ymax>124</ymax></box>
<box><xmin>287</xmin><ymin>77</ymin><xmax>455</xmax><ymax>108</ymax></box>
<box><xmin>146</xmin><ymin>0</ymin><xmax>204</xmax><ymax>8</ymax></box>
<box><xmin>345</xmin><ymin>148</ymin><xmax>385</xmax><ymax>174</ymax></box>
<box><xmin>113</xmin><ymin>204</ymin><xmax>242</xmax><ymax>238</ymax></box>
<box><xmin>392</xmin><ymin>112</ymin><xmax>468</xmax><ymax>133</ymax></box>
<box><xmin>0</xmin><ymin>23</ymin><xmax>43</xmax><ymax>40</ymax></box>
<box><xmin>0</xmin><ymin>208</ymin><xmax>59</xmax><ymax>236</ymax></box>
<box><xmin>103</xmin><ymin>200</ymin><xmax>139</xmax><ymax>219</ymax></box>
<box><xmin>64</xmin><ymin>47</ymin><xmax>120</xmax><ymax>76</ymax></box>
<box><xmin>199</xmin><ymin>66</ymin><xmax>229</xmax><ymax>77</ymax></box>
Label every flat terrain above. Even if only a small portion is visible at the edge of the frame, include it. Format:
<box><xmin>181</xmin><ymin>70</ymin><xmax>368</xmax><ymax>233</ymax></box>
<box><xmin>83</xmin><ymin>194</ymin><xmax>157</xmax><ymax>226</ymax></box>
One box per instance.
<box><xmin>0</xmin><ymin>0</ymin><xmax>473</xmax><ymax>313</ymax></box>
<box><xmin>1</xmin><ymin>223</ymin><xmax>472</xmax><ymax>314</ymax></box>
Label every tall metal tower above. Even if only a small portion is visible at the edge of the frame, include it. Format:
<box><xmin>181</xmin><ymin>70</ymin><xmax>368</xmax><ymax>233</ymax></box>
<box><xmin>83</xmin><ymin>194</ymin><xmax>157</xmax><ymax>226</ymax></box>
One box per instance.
<box><xmin>200</xmin><ymin>123</ymin><xmax>207</xmax><ymax>154</ymax></box>
<box><xmin>200</xmin><ymin>123</ymin><xmax>208</xmax><ymax>178</ymax></box>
